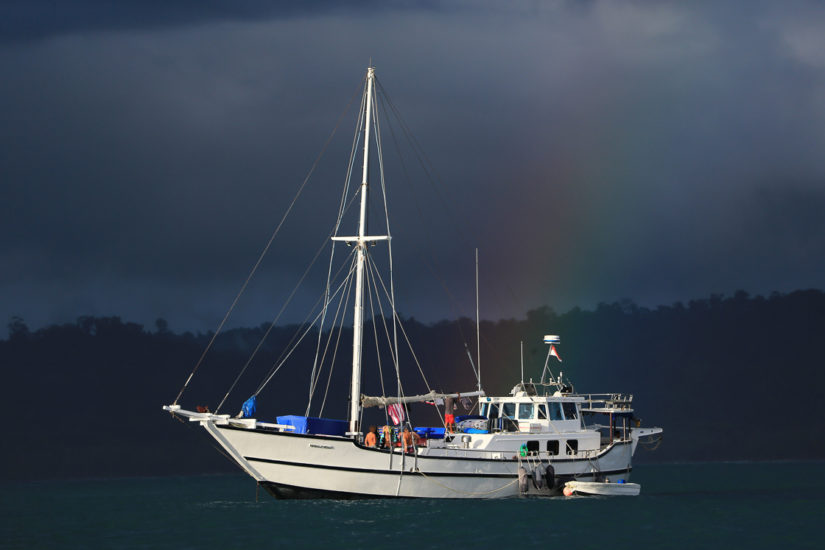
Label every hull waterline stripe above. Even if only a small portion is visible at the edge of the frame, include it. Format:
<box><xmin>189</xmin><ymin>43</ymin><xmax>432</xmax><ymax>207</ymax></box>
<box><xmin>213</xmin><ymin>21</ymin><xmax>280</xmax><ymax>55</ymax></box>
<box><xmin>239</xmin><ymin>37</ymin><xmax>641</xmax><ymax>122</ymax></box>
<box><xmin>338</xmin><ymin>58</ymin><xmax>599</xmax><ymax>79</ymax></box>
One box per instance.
<box><xmin>243</xmin><ymin>455</ymin><xmax>632</xmax><ymax>479</ymax></box>
<box><xmin>261</xmin><ymin>481</ymin><xmax>408</xmax><ymax>500</ymax></box>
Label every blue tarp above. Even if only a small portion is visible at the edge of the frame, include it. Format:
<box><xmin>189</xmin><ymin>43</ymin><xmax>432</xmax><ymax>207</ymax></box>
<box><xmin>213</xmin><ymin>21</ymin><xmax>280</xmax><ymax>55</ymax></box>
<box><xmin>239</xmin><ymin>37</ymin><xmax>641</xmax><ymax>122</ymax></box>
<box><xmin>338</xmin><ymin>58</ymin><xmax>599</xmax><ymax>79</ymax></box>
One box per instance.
<box><xmin>241</xmin><ymin>396</ymin><xmax>257</xmax><ymax>418</ymax></box>
<box><xmin>412</xmin><ymin>427</ymin><xmax>445</xmax><ymax>439</ymax></box>
<box><xmin>455</xmin><ymin>414</ymin><xmax>486</xmax><ymax>423</ymax></box>
<box><xmin>276</xmin><ymin>415</ymin><xmax>348</xmax><ymax>437</ymax></box>
<box><xmin>464</xmin><ymin>427</ymin><xmax>489</xmax><ymax>434</ymax></box>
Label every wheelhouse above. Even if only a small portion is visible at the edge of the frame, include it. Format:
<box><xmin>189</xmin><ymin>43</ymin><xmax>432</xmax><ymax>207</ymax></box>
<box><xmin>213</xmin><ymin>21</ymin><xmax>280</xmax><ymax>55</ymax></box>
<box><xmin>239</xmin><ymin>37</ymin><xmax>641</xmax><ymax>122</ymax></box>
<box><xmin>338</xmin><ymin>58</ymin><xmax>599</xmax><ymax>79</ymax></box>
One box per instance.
<box><xmin>477</xmin><ymin>383</ymin><xmax>585</xmax><ymax>434</ymax></box>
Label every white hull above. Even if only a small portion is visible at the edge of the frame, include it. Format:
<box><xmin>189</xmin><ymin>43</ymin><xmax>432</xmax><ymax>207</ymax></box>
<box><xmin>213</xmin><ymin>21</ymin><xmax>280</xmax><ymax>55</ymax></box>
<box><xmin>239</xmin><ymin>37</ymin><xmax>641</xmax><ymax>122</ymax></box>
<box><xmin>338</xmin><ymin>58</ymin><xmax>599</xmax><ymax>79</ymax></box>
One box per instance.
<box><xmin>204</xmin><ymin>423</ymin><xmax>635</xmax><ymax>499</ymax></box>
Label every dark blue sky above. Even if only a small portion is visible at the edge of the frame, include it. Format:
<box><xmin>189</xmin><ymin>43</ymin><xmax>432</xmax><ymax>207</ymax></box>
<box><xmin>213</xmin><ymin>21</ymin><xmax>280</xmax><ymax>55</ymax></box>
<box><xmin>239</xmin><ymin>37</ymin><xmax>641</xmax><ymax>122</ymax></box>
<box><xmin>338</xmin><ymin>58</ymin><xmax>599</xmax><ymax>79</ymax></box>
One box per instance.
<box><xmin>2</xmin><ymin>1</ymin><xmax>824</xmax><ymax>331</ymax></box>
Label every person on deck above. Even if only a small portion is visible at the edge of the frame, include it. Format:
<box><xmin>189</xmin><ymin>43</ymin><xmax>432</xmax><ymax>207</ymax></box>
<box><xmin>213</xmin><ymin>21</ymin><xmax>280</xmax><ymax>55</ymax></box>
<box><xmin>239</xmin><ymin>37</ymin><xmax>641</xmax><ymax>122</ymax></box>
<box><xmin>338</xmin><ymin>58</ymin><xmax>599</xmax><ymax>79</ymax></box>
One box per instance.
<box><xmin>364</xmin><ymin>425</ymin><xmax>378</xmax><ymax>447</ymax></box>
<box><xmin>400</xmin><ymin>426</ymin><xmax>420</xmax><ymax>453</ymax></box>
<box><xmin>382</xmin><ymin>425</ymin><xmax>393</xmax><ymax>448</ymax></box>
<box><xmin>445</xmin><ymin>395</ymin><xmax>458</xmax><ymax>433</ymax></box>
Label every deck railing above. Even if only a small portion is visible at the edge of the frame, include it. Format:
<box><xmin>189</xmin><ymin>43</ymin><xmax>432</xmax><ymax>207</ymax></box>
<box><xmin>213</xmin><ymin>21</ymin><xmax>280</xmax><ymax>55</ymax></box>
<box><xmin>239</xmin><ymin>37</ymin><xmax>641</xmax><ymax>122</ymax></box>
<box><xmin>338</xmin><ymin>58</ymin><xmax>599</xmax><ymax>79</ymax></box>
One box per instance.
<box><xmin>578</xmin><ymin>393</ymin><xmax>634</xmax><ymax>412</ymax></box>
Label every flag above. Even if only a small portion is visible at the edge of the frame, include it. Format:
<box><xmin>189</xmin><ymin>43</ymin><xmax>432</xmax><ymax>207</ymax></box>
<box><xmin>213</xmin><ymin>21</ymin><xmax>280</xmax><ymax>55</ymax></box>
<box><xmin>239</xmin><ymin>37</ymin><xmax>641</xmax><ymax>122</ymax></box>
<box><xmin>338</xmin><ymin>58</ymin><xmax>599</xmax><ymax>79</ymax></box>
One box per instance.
<box><xmin>550</xmin><ymin>345</ymin><xmax>562</xmax><ymax>362</ymax></box>
<box><xmin>388</xmin><ymin>403</ymin><xmax>405</xmax><ymax>425</ymax></box>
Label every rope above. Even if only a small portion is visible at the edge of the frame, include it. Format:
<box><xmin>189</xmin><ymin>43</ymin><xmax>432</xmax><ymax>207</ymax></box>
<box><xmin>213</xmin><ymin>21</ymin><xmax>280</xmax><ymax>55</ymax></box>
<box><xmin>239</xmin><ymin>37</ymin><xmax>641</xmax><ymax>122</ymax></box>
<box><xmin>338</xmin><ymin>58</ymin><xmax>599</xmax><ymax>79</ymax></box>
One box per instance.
<box><xmin>363</xmin><ymin>258</ymin><xmax>418</xmax><ymax>425</ymax></box>
<box><xmin>372</xmin><ymin>80</ymin><xmax>402</xmax><ymax>423</ymax></box>
<box><xmin>376</xmin><ymin>88</ymin><xmax>479</xmax><ymax>387</ymax></box>
<box><xmin>309</xmin><ymin>75</ymin><xmax>368</xmax><ymax>404</ymax></box>
<box><xmin>250</xmin><ymin>191</ymin><xmax>360</xmax><ymax>404</ymax></box>
<box><xmin>377</xmin><ymin>80</ymin><xmax>518</xmax><ymax>365</ymax></box>
<box><xmin>365</xmin><ymin>258</ymin><xmax>398</xmax><ymax>382</ymax></box>
<box><xmin>215</xmin><ymin>235</ymin><xmax>353</xmax><ymax>412</ymax></box>
<box><xmin>376</xmin><ymin>81</ymin><xmax>519</xmax><ymax>320</ymax></box>
<box><xmin>310</xmin><ymin>263</ymin><xmax>354</xmax><ymax>405</ymax></box>
<box><xmin>361</xmin><ymin>258</ymin><xmax>391</xmax><ymax>429</ymax></box>
<box><xmin>317</xmin><ymin>260</ymin><xmax>358</xmax><ymax>416</ymax></box>
<box><xmin>308</xmin><ymin>254</ymin><xmax>357</xmax><ymax>403</ymax></box>
<box><xmin>415</xmin><ymin>470</ymin><xmax>518</xmax><ymax>496</ymax></box>
<box><xmin>254</xmin><ymin>262</ymin><xmax>356</xmax><ymax>397</ymax></box>
<box><xmin>363</xmin><ymin>257</ymin><xmax>428</xmax><ymax>430</ymax></box>
<box><xmin>367</xmin><ymin>261</ymin><xmax>432</xmax><ymax>391</ymax></box>
<box><xmin>366</xmin><ymin>262</ymin><xmax>389</xmax><ymax>410</ymax></box>
<box><xmin>641</xmin><ymin>433</ymin><xmax>663</xmax><ymax>451</ymax></box>
<box><xmin>172</xmin><ymin>75</ymin><xmax>363</xmax><ymax>407</ymax></box>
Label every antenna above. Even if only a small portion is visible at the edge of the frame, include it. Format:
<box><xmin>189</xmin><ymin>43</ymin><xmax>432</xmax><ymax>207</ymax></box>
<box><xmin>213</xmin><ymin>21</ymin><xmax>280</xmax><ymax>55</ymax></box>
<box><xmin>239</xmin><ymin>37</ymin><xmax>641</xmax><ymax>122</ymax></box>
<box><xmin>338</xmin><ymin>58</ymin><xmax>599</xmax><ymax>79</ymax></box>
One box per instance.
<box><xmin>520</xmin><ymin>340</ymin><xmax>524</xmax><ymax>384</ymax></box>
<box><xmin>475</xmin><ymin>248</ymin><xmax>481</xmax><ymax>392</ymax></box>
<box><xmin>540</xmin><ymin>334</ymin><xmax>561</xmax><ymax>385</ymax></box>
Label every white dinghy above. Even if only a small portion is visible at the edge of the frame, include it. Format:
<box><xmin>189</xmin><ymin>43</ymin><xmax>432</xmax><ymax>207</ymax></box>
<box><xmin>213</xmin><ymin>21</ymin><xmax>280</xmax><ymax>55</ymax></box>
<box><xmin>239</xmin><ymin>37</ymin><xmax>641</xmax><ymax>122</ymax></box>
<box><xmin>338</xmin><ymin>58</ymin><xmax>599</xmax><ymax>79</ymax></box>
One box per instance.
<box><xmin>564</xmin><ymin>480</ymin><xmax>641</xmax><ymax>497</ymax></box>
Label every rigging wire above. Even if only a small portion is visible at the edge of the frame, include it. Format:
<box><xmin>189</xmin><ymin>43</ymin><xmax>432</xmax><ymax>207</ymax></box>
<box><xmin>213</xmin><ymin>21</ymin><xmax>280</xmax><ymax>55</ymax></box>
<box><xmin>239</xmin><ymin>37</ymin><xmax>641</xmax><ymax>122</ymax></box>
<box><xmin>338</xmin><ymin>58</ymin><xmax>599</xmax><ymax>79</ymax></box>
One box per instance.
<box><xmin>265</xmin><ymin>190</ymin><xmax>361</xmax><ymax>385</ymax></box>
<box><xmin>376</xmin><ymin>85</ymin><xmax>480</xmax><ymax>388</ymax></box>
<box><xmin>220</xmin><ymin>180</ymin><xmax>362</xmax><ymax>412</ymax></box>
<box><xmin>365</xmin><ymin>260</ymin><xmax>389</xmax><ymax>409</ymax></box>
<box><xmin>309</xmin><ymin>77</ymin><xmax>369</xmax><ymax>405</ymax></box>
<box><xmin>365</xmin><ymin>255</ymin><xmax>432</xmax><ymax>393</ymax></box>
<box><xmin>372</xmin><ymin>78</ymin><xmax>403</xmax><ymax>411</ymax></box>
<box><xmin>363</xmin><ymin>255</ymin><xmax>418</xmax><ymax>429</ymax></box>
<box><xmin>375</xmin><ymin>79</ymin><xmax>480</xmax><ymax>252</ymax></box>
<box><xmin>253</xmin><ymin>266</ymin><xmax>356</xmax><ymax>398</ymax></box>
<box><xmin>254</xmin><ymin>247</ymin><xmax>357</xmax><ymax>397</ymax></box>
<box><xmin>364</xmin><ymin>277</ymin><xmax>450</xmax><ymax>429</ymax></box>
<box><xmin>304</xmin><ymin>190</ymin><xmax>368</xmax><ymax>409</ymax></box>
<box><xmin>377</xmin><ymin>79</ymin><xmax>518</xmax><ymax>348</ymax></box>
<box><xmin>214</xmin><ymin>236</ymin><xmax>357</xmax><ymax>412</ymax></box>
<box><xmin>210</xmin><ymin>72</ymin><xmax>493</xmax><ymax>423</ymax></box>
<box><xmin>172</xmin><ymin>76</ymin><xmax>364</xmax><ymax>407</ymax></box>
<box><xmin>363</xmin><ymin>259</ymin><xmax>392</xmax><ymax>429</ymax></box>
<box><xmin>316</xmin><ymin>286</ymin><xmax>350</xmax><ymax>416</ymax></box>
<box><xmin>312</xmin><ymin>255</ymin><xmax>358</xmax><ymax>416</ymax></box>
<box><xmin>364</xmin><ymin>257</ymin><xmax>400</xmax><ymax>386</ymax></box>
<box><xmin>309</xmin><ymin>262</ymin><xmax>353</xmax><ymax>402</ymax></box>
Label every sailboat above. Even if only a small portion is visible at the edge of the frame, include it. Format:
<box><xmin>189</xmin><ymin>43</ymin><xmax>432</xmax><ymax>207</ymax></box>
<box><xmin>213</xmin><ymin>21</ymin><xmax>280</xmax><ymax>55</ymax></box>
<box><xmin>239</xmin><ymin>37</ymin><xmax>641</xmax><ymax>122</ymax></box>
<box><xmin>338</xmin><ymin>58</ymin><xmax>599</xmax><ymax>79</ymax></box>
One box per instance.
<box><xmin>163</xmin><ymin>66</ymin><xmax>663</xmax><ymax>499</ymax></box>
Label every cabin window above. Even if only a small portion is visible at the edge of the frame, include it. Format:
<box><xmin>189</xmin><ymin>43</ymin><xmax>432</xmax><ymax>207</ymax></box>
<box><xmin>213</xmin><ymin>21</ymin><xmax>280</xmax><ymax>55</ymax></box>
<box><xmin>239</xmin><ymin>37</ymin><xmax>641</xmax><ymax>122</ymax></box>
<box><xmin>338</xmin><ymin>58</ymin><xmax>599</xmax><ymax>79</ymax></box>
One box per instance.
<box><xmin>526</xmin><ymin>441</ymin><xmax>539</xmax><ymax>453</ymax></box>
<box><xmin>548</xmin><ymin>402</ymin><xmax>563</xmax><ymax>421</ymax></box>
<box><xmin>518</xmin><ymin>403</ymin><xmax>534</xmax><ymax>420</ymax></box>
<box><xmin>562</xmin><ymin>402</ymin><xmax>578</xmax><ymax>420</ymax></box>
<box><xmin>487</xmin><ymin>404</ymin><xmax>499</xmax><ymax>419</ymax></box>
<box><xmin>480</xmin><ymin>403</ymin><xmax>489</xmax><ymax>417</ymax></box>
<box><xmin>502</xmin><ymin>417</ymin><xmax>519</xmax><ymax>432</ymax></box>
<box><xmin>538</xmin><ymin>404</ymin><xmax>548</xmax><ymax>420</ymax></box>
<box><xmin>502</xmin><ymin>403</ymin><xmax>515</xmax><ymax>419</ymax></box>
<box><xmin>546</xmin><ymin>440</ymin><xmax>560</xmax><ymax>455</ymax></box>
<box><xmin>566</xmin><ymin>440</ymin><xmax>578</xmax><ymax>455</ymax></box>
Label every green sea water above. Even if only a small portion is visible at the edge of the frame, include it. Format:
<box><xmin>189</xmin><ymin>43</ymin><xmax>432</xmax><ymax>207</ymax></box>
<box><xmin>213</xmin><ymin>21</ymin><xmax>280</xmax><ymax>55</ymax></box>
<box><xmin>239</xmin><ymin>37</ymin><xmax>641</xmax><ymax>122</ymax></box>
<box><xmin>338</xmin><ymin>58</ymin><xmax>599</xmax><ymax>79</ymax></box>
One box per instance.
<box><xmin>2</xmin><ymin>462</ymin><xmax>822</xmax><ymax>549</ymax></box>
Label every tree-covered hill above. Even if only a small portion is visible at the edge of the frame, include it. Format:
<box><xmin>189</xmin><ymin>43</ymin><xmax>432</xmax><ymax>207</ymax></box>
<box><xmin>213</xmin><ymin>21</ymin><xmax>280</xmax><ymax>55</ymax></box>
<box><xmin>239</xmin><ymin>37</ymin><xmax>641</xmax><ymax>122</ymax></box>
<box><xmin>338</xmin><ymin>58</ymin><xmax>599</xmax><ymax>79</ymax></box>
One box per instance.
<box><xmin>3</xmin><ymin>289</ymin><xmax>823</xmax><ymax>480</ymax></box>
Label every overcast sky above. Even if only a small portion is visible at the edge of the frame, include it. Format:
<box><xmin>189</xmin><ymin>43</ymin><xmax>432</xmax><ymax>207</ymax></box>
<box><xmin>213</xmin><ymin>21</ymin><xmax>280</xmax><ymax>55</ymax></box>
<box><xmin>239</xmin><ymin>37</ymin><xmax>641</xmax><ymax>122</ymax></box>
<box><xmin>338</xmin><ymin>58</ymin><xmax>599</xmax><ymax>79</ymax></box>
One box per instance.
<box><xmin>2</xmin><ymin>0</ymin><xmax>824</xmax><ymax>332</ymax></box>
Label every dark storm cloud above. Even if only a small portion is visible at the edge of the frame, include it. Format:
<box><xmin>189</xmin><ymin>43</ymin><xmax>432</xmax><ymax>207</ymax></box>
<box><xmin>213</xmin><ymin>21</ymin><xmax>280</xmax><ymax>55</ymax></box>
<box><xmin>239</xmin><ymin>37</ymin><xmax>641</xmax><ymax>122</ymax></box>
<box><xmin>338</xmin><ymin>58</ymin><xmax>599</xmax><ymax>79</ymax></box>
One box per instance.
<box><xmin>2</xmin><ymin>1</ymin><xmax>824</xmax><ymax>330</ymax></box>
<box><xmin>0</xmin><ymin>0</ymin><xmax>414</xmax><ymax>43</ymax></box>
